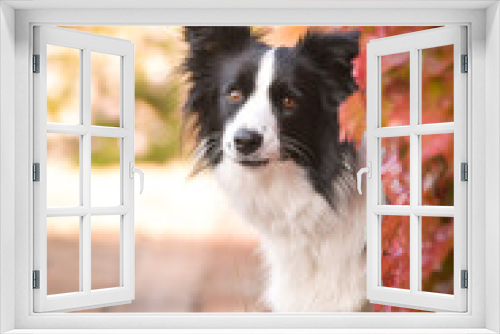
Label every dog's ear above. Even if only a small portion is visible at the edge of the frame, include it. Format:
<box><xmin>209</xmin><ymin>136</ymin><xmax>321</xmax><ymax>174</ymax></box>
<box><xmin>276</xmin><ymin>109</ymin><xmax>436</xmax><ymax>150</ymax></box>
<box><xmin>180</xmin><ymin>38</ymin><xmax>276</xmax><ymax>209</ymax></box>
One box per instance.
<box><xmin>297</xmin><ymin>30</ymin><xmax>360</xmax><ymax>107</ymax></box>
<box><xmin>182</xmin><ymin>27</ymin><xmax>257</xmax><ymax>151</ymax></box>
<box><xmin>182</xmin><ymin>27</ymin><xmax>257</xmax><ymax>102</ymax></box>
<box><xmin>184</xmin><ymin>26</ymin><xmax>256</xmax><ymax>57</ymax></box>
<box><xmin>298</xmin><ymin>30</ymin><xmax>360</xmax><ymax>63</ymax></box>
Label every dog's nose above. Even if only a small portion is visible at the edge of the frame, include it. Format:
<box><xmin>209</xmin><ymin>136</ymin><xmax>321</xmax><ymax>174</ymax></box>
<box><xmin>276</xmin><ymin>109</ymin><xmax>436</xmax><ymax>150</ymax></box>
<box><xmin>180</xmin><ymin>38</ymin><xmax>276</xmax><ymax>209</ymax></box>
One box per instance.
<box><xmin>234</xmin><ymin>128</ymin><xmax>263</xmax><ymax>155</ymax></box>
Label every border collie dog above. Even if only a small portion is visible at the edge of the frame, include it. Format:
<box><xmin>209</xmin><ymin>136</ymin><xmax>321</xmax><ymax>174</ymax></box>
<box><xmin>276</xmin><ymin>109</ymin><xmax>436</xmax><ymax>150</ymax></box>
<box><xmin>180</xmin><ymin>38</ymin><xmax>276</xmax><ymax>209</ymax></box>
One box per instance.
<box><xmin>183</xmin><ymin>27</ymin><xmax>366</xmax><ymax>312</ymax></box>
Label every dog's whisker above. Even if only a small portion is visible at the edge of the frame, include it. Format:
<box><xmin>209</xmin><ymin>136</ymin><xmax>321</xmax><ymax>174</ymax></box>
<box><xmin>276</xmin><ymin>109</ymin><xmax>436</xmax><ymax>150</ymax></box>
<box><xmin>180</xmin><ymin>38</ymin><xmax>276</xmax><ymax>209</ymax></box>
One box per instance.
<box><xmin>190</xmin><ymin>132</ymin><xmax>222</xmax><ymax>153</ymax></box>
<box><xmin>281</xmin><ymin>136</ymin><xmax>315</xmax><ymax>160</ymax></box>
<box><xmin>192</xmin><ymin>134</ymin><xmax>221</xmax><ymax>154</ymax></box>
<box><xmin>282</xmin><ymin>142</ymin><xmax>314</xmax><ymax>166</ymax></box>
<box><xmin>281</xmin><ymin>144</ymin><xmax>305</xmax><ymax>162</ymax></box>
<box><xmin>189</xmin><ymin>162</ymin><xmax>210</xmax><ymax>177</ymax></box>
<box><xmin>281</xmin><ymin>135</ymin><xmax>315</xmax><ymax>158</ymax></box>
<box><xmin>191</xmin><ymin>136</ymin><xmax>222</xmax><ymax>165</ymax></box>
<box><xmin>192</xmin><ymin>141</ymin><xmax>218</xmax><ymax>163</ymax></box>
<box><xmin>281</xmin><ymin>140</ymin><xmax>314</xmax><ymax>161</ymax></box>
<box><xmin>189</xmin><ymin>138</ymin><xmax>221</xmax><ymax>172</ymax></box>
<box><xmin>281</xmin><ymin>138</ymin><xmax>310</xmax><ymax>153</ymax></box>
<box><xmin>189</xmin><ymin>157</ymin><xmax>216</xmax><ymax>177</ymax></box>
<box><xmin>189</xmin><ymin>146</ymin><xmax>222</xmax><ymax>177</ymax></box>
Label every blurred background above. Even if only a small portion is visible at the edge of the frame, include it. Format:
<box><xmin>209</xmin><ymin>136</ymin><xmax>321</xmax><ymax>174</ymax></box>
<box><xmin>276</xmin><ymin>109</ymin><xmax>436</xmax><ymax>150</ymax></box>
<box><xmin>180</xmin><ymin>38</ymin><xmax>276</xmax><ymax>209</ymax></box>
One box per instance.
<box><xmin>45</xmin><ymin>26</ymin><xmax>454</xmax><ymax>312</ymax></box>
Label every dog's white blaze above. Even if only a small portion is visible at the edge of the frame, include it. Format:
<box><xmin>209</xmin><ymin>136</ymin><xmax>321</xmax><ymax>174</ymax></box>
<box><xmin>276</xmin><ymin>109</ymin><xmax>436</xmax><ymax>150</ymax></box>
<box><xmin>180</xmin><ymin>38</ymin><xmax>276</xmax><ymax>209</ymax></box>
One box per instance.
<box><xmin>255</xmin><ymin>48</ymin><xmax>276</xmax><ymax>94</ymax></box>
<box><xmin>223</xmin><ymin>48</ymin><xmax>279</xmax><ymax>160</ymax></box>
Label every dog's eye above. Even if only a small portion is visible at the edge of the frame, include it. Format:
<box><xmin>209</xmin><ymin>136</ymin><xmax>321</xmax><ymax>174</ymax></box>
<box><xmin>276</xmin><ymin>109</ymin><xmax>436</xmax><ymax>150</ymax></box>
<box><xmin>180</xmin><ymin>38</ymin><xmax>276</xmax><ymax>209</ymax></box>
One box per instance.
<box><xmin>282</xmin><ymin>96</ymin><xmax>296</xmax><ymax>110</ymax></box>
<box><xmin>228</xmin><ymin>89</ymin><xmax>244</xmax><ymax>103</ymax></box>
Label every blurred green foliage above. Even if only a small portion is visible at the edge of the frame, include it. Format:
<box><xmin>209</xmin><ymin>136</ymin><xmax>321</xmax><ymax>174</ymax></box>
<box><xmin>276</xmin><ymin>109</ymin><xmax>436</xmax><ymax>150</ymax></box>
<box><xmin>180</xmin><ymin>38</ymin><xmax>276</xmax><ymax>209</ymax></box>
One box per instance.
<box><xmin>50</xmin><ymin>26</ymin><xmax>187</xmax><ymax>166</ymax></box>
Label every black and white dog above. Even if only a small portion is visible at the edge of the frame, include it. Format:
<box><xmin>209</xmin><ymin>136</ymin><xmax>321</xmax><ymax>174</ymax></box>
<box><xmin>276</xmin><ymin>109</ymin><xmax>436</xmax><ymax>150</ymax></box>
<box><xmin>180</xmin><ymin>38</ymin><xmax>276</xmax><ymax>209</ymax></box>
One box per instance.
<box><xmin>183</xmin><ymin>27</ymin><xmax>366</xmax><ymax>312</ymax></box>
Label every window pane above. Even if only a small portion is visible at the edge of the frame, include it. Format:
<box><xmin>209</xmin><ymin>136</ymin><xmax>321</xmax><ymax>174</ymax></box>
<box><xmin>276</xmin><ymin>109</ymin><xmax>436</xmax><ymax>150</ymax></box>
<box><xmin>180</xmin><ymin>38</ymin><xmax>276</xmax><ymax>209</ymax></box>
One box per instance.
<box><xmin>47</xmin><ymin>44</ymin><xmax>80</xmax><ymax>124</ymax></box>
<box><xmin>47</xmin><ymin>133</ymin><xmax>80</xmax><ymax>207</ymax></box>
<box><xmin>47</xmin><ymin>216</ymin><xmax>80</xmax><ymax>295</ymax></box>
<box><xmin>421</xmin><ymin>217</ymin><xmax>454</xmax><ymax>294</ymax></box>
<box><xmin>381</xmin><ymin>137</ymin><xmax>410</xmax><ymax>205</ymax></box>
<box><xmin>91</xmin><ymin>52</ymin><xmax>121</xmax><ymax>127</ymax></box>
<box><xmin>91</xmin><ymin>215</ymin><xmax>121</xmax><ymax>290</ymax></box>
<box><xmin>91</xmin><ymin>137</ymin><xmax>121</xmax><ymax>207</ymax></box>
<box><xmin>421</xmin><ymin>133</ymin><xmax>454</xmax><ymax>206</ymax></box>
<box><xmin>421</xmin><ymin>45</ymin><xmax>454</xmax><ymax>124</ymax></box>
<box><xmin>380</xmin><ymin>52</ymin><xmax>410</xmax><ymax>127</ymax></box>
<box><xmin>381</xmin><ymin>215</ymin><xmax>410</xmax><ymax>290</ymax></box>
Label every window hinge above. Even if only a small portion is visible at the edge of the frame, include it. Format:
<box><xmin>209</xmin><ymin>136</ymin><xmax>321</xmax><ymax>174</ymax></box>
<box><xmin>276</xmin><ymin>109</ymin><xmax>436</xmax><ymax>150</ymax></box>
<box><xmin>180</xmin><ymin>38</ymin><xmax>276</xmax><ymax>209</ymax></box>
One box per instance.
<box><xmin>461</xmin><ymin>270</ymin><xmax>468</xmax><ymax>289</ymax></box>
<box><xmin>461</xmin><ymin>162</ymin><xmax>468</xmax><ymax>181</ymax></box>
<box><xmin>461</xmin><ymin>54</ymin><xmax>468</xmax><ymax>73</ymax></box>
<box><xmin>33</xmin><ymin>270</ymin><xmax>40</xmax><ymax>289</ymax></box>
<box><xmin>33</xmin><ymin>163</ymin><xmax>40</xmax><ymax>182</ymax></box>
<box><xmin>33</xmin><ymin>54</ymin><xmax>40</xmax><ymax>73</ymax></box>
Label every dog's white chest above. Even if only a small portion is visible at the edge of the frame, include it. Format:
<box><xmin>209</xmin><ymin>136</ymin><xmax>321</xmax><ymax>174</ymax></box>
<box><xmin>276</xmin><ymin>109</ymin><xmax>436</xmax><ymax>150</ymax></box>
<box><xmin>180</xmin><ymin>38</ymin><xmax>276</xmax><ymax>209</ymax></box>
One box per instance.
<box><xmin>262</xmin><ymin>235</ymin><xmax>366</xmax><ymax>312</ymax></box>
<box><xmin>214</xmin><ymin>159</ymin><xmax>366</xmax><ymax>312</ymax></box>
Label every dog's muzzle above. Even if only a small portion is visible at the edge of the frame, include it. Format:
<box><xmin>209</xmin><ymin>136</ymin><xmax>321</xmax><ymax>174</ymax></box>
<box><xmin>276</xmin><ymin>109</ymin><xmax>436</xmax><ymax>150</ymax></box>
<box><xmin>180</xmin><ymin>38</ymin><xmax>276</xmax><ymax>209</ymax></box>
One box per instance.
<box><xmin>232</xmin><ymin>128</ymin><xmax>269</xmax><ymax>167</ymax></box>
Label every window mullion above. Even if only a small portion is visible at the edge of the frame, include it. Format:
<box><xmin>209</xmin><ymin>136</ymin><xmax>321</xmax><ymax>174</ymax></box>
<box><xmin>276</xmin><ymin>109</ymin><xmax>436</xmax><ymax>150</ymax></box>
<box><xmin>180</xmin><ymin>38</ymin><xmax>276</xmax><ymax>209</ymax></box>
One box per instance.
<box><xmin>409</xmin><ymin>47</ymin><xmax>420</xmax><ymax>294</ymax></box>
<box><xmin>81</xmin><ymin>48</ymin><xmax>92</xmax><ymax>294</ymax></box>
<box><xmin>373</xmin><ymin>125</ymin><xmax>411</xmax><ymax>138</ymax></box>
<box><xmin>46</xmin><ymin>206</ymin><xmax>130</xmax><ymax>217</ymax></box>
<box><xmin>373</xmin><ymin>123</ymin><xmax>454</xmax><ymax>138</ymax></box>
<box><xmin>46</xmin><ymin>123</ymin><xmax>129</xmax><ymax>138</ymax></box>
<box><xmin>413</xmin><ymin>122</ymin><xmax>454</xmax><ymax>135</ymax></box>
<box><xmin>372</xmin><ymin>205</ymin><xmax>454</xmax><ymax>217</ymax></box>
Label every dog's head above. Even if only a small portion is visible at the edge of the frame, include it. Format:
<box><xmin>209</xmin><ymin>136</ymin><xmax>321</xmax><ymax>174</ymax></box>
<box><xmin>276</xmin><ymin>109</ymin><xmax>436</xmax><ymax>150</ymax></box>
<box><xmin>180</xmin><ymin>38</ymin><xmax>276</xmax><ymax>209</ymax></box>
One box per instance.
<box><xmin>183</xmin><ymin>27</ymin><xmax>359</xmax><ymax>203</ymax></box>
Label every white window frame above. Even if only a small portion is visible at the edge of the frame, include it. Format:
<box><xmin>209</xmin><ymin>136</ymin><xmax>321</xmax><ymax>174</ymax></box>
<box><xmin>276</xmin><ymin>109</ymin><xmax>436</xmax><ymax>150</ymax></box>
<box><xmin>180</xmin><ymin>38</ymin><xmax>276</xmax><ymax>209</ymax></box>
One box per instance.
<box><xmin>365</xmin><ymin>26</ymin><xmax>468</xmax><ymax>312</ymax></box>
<box><xmin>0</xmin><ymin>1</ymin><xmax>499</xmax><ymax>333</ymax></box>
<box><xmin>33</xmin><ymin>26</ymin><xmax>136</xmax><ymax>313</ymax></box>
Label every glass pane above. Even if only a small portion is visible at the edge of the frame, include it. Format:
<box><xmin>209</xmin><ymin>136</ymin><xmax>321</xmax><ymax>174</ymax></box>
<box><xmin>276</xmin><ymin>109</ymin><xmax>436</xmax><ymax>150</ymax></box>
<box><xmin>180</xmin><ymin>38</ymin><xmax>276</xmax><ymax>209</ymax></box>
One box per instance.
<box><xmin>381</xmin><ymin>215</ymin><xmax>410</xmax><ymax>290</ymax></box>
<box><xmin>47</xmin><ymin>44</ymin><xmax>80</xmax><ymax>124</ymax></box>
<box><xmin>421</xmin><ymin>45</ymin><xmax>454</xmax><ymax>124</ymax></box>
<box><xmin>91</xmin><ymin>137</ymin><xmax>121</xmax><ymax>207</ymax></box>
<box><xmin>421</xmin><ymin>133</ymin><xmax>454</xmax><ymax>206</ymax></box>
<box><xmin>47</xmin><ymin>216</ymin><xmax>80</xmax><ymax>294</ymax></box>
<box><xmin>381</xmin><ymin>137</ymin><xmax>410</xmax><ymax>205</ymax></box>
<box><xmin>380</xmin><ymin>52</ymin><xmax>410</xmax><ymax>127</ymax></box>
<box><xmin>47</xmin><ymin>133</ymin><xmax>80</xmax><ymax>207</ymax></box>
<box><xmin>91</xmin><ymin>52</ymin><xmax>121</xmax><ymax>127</ymax></box>
<box><xmin>91</xmin><ymin>215</ymin><xmax>121</xmax><ymax>290</ymax></box>
<box><xmin>421</xmin><ymin>217</ymin><xmax>454</xmax><ymax>294</ymax></box>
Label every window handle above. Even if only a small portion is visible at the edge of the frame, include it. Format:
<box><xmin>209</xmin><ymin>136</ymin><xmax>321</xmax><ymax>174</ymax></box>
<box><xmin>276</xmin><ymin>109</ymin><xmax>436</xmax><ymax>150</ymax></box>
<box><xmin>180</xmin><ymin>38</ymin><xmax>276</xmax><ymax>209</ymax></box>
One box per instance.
<box><xmin>357</xmin><ymin>162</ymin><xmax>371</xmax><ymax>195</ymax></box>
<box><xmin>129</xmin><ymin>162</ymin><xmax>144</xmax><ymax>194</ymax></box>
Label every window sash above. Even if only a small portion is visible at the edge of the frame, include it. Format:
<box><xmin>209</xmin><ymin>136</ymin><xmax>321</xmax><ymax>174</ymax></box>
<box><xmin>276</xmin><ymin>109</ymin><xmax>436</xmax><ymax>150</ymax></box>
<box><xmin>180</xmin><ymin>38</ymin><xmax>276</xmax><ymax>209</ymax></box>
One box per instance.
<box><xmin>365</xmin><ymin>26</ymin><xmax>468</xmax><ymax>312</ymax></box>
<box><xmin>33</xmin><ymin>25</ymin><xmax>136</xmax><ymax>313</ymax></box>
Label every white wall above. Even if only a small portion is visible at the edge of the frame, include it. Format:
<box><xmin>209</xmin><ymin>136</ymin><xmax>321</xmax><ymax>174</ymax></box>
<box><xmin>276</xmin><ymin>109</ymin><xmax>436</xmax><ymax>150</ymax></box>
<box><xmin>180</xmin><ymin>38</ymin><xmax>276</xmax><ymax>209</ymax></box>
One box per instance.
<box><xmin>0</xmin><ymin>2</ymin><xmax>16</xmax><ymax>333</ymax></box>
<box><xmin>4</xmin><ymin>4</ymin><xmax>495</xmax><ymax>331</ymax></box>
<box><xmin>485</xmin><ymin>2</ymin><xmax>500</xmax><ymax>333</ymax></box>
